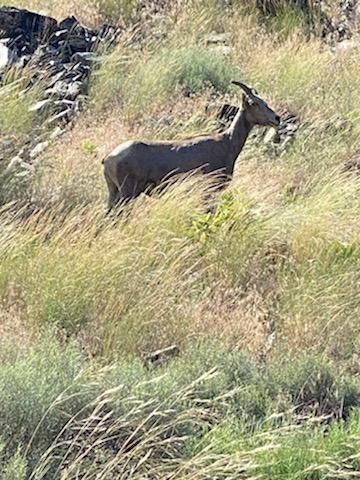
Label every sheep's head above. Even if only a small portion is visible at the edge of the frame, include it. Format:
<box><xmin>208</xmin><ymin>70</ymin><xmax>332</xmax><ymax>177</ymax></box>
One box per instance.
<box><xmin>232</xmin><ymin>81</ymin><xmax>281</xmax><ymax>128</ymax></box>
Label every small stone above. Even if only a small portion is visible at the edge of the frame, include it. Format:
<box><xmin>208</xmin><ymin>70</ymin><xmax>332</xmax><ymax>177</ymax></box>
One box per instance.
<box><xmin>29</xmin><ymin>141</ymin><xmax>49</xmax><ymax>159</ymax></box>
<box><xmin>0</xmin><ymin>44</ymin><xmax>13</xmax><ymax>68</ymax></box>
<box><xmin>29</xmin><ymin>98</ymin><xmax>51</xmax><ymax>112</ymax></box>
<box><xmin>143</xmin><ymin>345</ymin><xmax>179</xmax><ymax>368</ymax></box>
<box><xmin>66</xmin><ymin>81</ymin><xmax>83</xmax><ymax>99</ymax></box>
<box><xmin>212</xmin><ymin>45</ymin><xmax>233</xmax><ymax>56</ymax></box>
<box><xmin>284</xmin><ymin>123</ymin><xmax>299</xmax><ymax>134</ymax></box>
<box><xmin>50</xmin><ymin>126</ymin><xmax>64</xmax><ymax>139</ymax></box>
<box><xmin>71</xmin><ymin>51</ymin><xmax>97</xmax><ymax>66</ymax></box>
<box><xmin>5</xmin><ymin>156</ymin><xmax>22</xmax><ymax>173</ymax></box>
<box><xmin>334</xmin><ymin>39</ymin><xmax>360</xmax><ymax>52</ymax></box>
<box><xmin>203</xmin><ymin>32</ymin><xmax>231</xmax><ymax>45</ymax></box>
<box><xmin>264</xmin><ymin>128</ymin><xmax>279</xmax><ymax>144</ymax></box>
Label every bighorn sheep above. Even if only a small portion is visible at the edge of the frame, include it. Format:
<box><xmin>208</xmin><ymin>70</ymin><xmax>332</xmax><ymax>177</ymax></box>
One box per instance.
<box><xmin>103</xmin><ymin>82</ymin><xmax>280</xmax><ymax>212</ymax></box>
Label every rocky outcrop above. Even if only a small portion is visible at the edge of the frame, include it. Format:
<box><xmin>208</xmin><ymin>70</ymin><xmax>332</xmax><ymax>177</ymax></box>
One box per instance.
<box><xmin>0</xmin><ymin>6</ymin><xmax>119</xmax><ymax>173</ymax></box>
<box><xmin>320</xmin><ymin>0</ymin><xmax>358</xmax><ymax>43</ymax></box>
<box><xmin>257</xmin><ymin>0</ymin><xmax>358</xmax><ymax>44</ymax></box>
<box><xmin>256</xmin><ymin>0</ymin><xmax>312</xmax><ymax>15</ymax></box>
<box><xmin>0</xmin><ymin>6</ymin><xmax>57</xmax><ymax>58</ymax></box>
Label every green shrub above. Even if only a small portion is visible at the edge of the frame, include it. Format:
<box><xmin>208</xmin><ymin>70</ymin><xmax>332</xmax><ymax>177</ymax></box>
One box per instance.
<box><xmin>255</xmin><ymin>408</ymin><xmax>360</xmax><ymax>479</ymax></box>
<box><xmin>93</xmin><ymin>0</ymin><xmax>141</xmax><ymax>23</ymax></box>
<box><xmin>130</xmin><ymin>341</ymin><xmax>273</xmax><ymax>426</ymax></box>
<box><xmin>188</xmin><ymin>409</ymin><xmax>360</xmax><ymax>479</ymax></box>
<box><xmin>0</xmin><ymin>336</ymin><xmax>89</xmax><ymax>465</ymax></box>
<box><xmin>123</xmin><ymin>45</ymin><xmax>237</xmax><ymax>115</ymax></box>
<box><xmin>265</xmin><ymin>354</ymin><xmax>360</xmax><ymax>418</ymax></box>
<box><xmin>0</xmin><ymin>170</ymin><xmax>32</xmax><ymax>207</ymax></box>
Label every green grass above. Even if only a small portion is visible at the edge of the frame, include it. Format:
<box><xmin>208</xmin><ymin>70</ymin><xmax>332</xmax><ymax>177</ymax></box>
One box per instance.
<box><xmin>89</xmin><ymin>2</ymin><xmax>237</xmax><ymax>114</ymax></box>
<box><xmin>0</xmin><ymin>337</ymin><xmax>358</xmax><ymax>478</ymax></box>
<box><xmin>120</xmin><ymin>44</ymin><xmax>237</xmax><ymax>117</ymax></box>
<box><xmin>0</xmin><ymin>71</ymin><xmax>47</xmax><ymax>205</ymax></box>
<box><xmin>1</xmin><ymin>0</ymin><xmax>360</xmax><ymax>478</ymax></box>
<box><xmin>93</xmin><ymin>0</ymin><xmax>141</xmax><ymax>23</ymax></box>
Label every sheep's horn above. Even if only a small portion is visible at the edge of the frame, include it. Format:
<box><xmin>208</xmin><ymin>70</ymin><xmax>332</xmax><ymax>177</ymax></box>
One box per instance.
<box><xmin>231</xmin><ymin>81</ymin><xmax>253</xmax><ymax>96</ymax></box>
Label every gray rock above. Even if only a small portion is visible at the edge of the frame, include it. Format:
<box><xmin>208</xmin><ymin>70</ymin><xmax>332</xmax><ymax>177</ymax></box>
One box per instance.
<box><xmin>71</xmin><ymin>51</ymin><xmax>97</xmax><ymax>66</ymax></box>
<box><xmin>264</xmin><ymin>127</ymin><xmax>280</xmax><ymax>144</ymax></box>
<box><xmin>47</xmin><ymin>70</ymin><xmax>66</xmax><ymax>87</ymax></box>
<box><xmin>29</xmin><ymin>98</ymin><xmax>51</xmax><ymax>112</ymax></box>
<box><xmin>54</xmin><ymin>99</ymin><xmax>75</xmax><ymax>108</ymax></box>
<box><xmin>5</xmin><ymin>156</ymin><xmax>35</xmax><ymax>174</ymax></box>
<box><xmin>5</xmin><ymin>155</ymin><xmax>22</xmax><ymax>173</ymax></box>
<box><xmin>0</xmin><ymin>43</ymin><xmax>14</xmax><ymax>68</ymax></box>
<box><xmin>15</xmin><ymin>168</ymin><xmax>33</xmax><ymax>177</ymax></box>
<box><xmin>73</xmin><ymin>95</ymin><xmax>86</xmax><ymax>112</ymax></box>
<box><xmin>333</xmin><ymin>39</ymin><xmax>360</xmax><ymax>52</ymax></box>
<box><xmin>203</xmin><ymin>32</ymin><xmax>231</xmax><ymax>45</ymax></box>
<box><xmin>143</xmin><ymin>345</ymin><xmax>179</xmax><ymax>368</ymax></box>
<box><xmin>0</xmin><ymin>6</ymin><xmax>57</xmax><ymax>39</ymax></box>
<box><xmin>29</xmin><ymin>141</ymin><xmax>49</xmax><ymax>159</ymax></box>
<box><xmin>50</xmin><ymin>126</ymin><xmax>64</xmax><ymax>139</ymax></box>
<box><xmin>0</xmin><ymin>6</ymin><xmax>120</xmax><ymax>176</ymax></box>
<box><xmin>286</xmin><ymin>123</ymin><xmax>299</xmax><ymax>133</ymax></box>
<box><xmin>58</xmin><ymin>15</ymin><xmax>78</xmax><ymax>31</ymax></box>
<box><xmin>45</xmin><ymin>80</ymin><xmax>70</xmax><ymax>98</ymax></box>
<box><xmin>45</xmin><ymin>109</ymin><xmax>71</xmax><ymax>125</ymax></box>
<box><xmin>66</xmin><ymin>81</ymin><xmax>83</xmax><ymax>99</ymax></box>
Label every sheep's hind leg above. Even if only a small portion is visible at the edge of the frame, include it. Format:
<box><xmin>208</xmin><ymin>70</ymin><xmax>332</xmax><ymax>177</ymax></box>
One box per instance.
<box><xmin>117</xmin><ymin>176</ymin><xmax>145</xmax><ymax>205</ymax></box>
<box><xmin>105</xmin><ymin>173</ymin><xmax>120</xmax><ymax>215</ymax></box>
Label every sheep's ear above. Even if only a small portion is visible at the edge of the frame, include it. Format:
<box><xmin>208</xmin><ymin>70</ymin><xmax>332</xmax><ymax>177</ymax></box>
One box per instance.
<box><xmin>242</xmin><ymin>93</ymin><xmax>254</xmax><ymax>107</ymax></box>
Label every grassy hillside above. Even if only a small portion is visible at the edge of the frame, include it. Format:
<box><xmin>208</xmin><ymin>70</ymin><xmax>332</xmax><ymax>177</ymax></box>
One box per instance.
<box><xmin>1</xmin><ymin>0</ymin><xmax>360</xmax><ymax>478</ymax></box>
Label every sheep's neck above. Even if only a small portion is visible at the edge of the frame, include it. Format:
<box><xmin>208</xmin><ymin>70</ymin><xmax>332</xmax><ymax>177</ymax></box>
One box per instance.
<box><xmin>226</xmin><ymin>109</ymin><xmax>253</xmax><ymax>174</ymax></box>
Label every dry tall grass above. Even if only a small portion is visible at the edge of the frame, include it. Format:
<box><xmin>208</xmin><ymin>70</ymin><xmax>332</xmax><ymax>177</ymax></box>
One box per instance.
<box><xmin>1</xmin><ymin>0</ymin><xmax>360</xmax><ymax>478</ymax></box>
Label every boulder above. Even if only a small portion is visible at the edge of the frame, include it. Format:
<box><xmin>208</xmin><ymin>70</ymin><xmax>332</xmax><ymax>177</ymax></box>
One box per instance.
<box><xmin>0</xmin><ymin>43</ymin><xmax>13</xmax><ymax>68</ymax></box>
<box><xmin>28</xmin><ymin>98</ymin><xmax>51</xmax><ymax>112</ymax></box>
<box><xmin>333</xmin><ymin>38</ymin><xmax>360</xmax><ymax>53</ymax></box>
<box><xmin>0</xmin><ymin>6</ymin><xmax>120</xmax><ymax>168</ymax></box>
<box><xmin>203</xmin><ymin>32</ymin><xmax>231</xmax><ymax>45</ymax></box>
<box><xmin>71</xmin><ymin>51</ymin><xmax>97</xmax><ymax>66</ymax></box>
<box><xmin>0</xmin><ymin>6</ymin><xmax>57</xmax><ymax>34</ymax></box>
<box><xmin>0</xmin><ymin>6</ymin><xmax>57</xmax><ymax>54</ymax></box>
<box><xmin>29</xmin><ymin>141</ymin><xmax>49</xmax><ymax>160</ymax></box>
<box><xmin>143</xmin><ymin>345</ymin><xmax>179</xmax><ymax>368</ymax></box>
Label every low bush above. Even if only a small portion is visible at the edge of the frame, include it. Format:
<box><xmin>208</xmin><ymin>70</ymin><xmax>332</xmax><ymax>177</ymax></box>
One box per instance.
<box><xmin>0</xmin><ymin>335</ymin><xmax>89</xmax><ymax>466</ymax></box>
<box><xmin>123</xmin><ymin>44</ymin><xmax>237</xmax><ymax>116</ymax></box>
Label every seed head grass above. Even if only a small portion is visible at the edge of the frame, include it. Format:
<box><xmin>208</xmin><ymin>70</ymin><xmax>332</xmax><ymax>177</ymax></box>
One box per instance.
<box><xmin>1</xmin><ymin>1</ymin><xmax>360</xmax><ymax>478</ymax></box>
